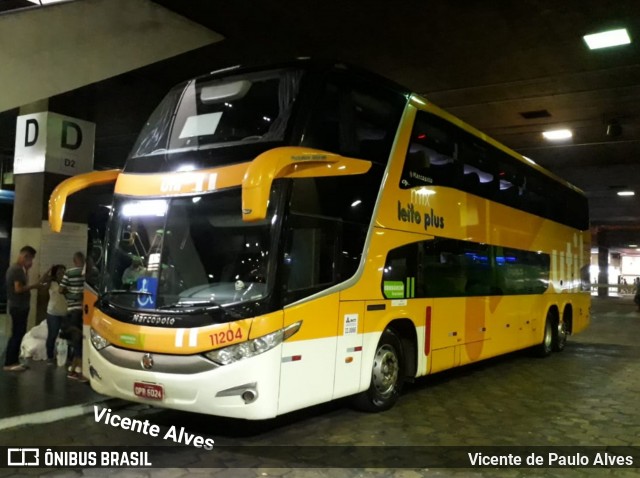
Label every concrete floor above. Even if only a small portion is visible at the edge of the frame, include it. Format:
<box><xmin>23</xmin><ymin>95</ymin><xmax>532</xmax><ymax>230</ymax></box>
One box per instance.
<box><xmin>1</xmin><ymin>296</ymin><xmax>639</xmax><ymax>477</ymax></box>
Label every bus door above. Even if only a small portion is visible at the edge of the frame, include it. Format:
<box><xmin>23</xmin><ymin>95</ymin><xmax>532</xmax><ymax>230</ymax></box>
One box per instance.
<box><xmin>278</xmin><ymin>294</ymin><xmax>339</xmax><ymax>415</ymax></box>
<box><xmin>277</xmin><ymin>214</ymin><xmax>342</xmax><ymax>415</ymax></box>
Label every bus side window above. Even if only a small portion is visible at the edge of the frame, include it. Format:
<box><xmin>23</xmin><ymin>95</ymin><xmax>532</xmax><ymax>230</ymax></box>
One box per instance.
<box><xmin>400</xmin><ymin>112</ymin><xmax>457</xmax><ymax>189</ymax></box>
<box><xmin>381</xmin><ymin>243</ymin><xmax>419</xmax><ymax>299</ymax></box>
<box><xmin>457</xmin><ymin>139</ymin><xmax>497</xmax><ymax>199</ymax></box>
<box><xmin>522</xmin><ymin>175</ymin><xmax>548</xmax><ymax>217</ymax></box>
<box><xmin>422</xmin><ymin>240</ymin><xmax>467</xmax><ymax>297</ymax></box>
<box><xmin>302</xmin><ymin>71</ymin><xmax>405</xmax><ymax>165</ymax></box>
<box><xmin>282</xmin><ymin>214</ymin><xmax>339</xmax><ymax>304</ymax></box>
<box><xmin>401</xmin><ymin>148</ymin><xmax>432</xmax><ymax>188</ymax></box>
<box><xmin>497</xmin><ymin>247</ymin><xmax>550</xmax><ymax>295</ymax></box>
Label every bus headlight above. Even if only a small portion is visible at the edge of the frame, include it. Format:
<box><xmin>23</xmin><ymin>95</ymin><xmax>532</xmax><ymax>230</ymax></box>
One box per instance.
<box><xmin>90</xmin><ymin>328</ymin><xmax>111</xmax><ymax>350</ymax></box>
<box><xmin>204</xmin><ymin>321</ymin><xmax>301</xmax><ymax>366</ymax></box>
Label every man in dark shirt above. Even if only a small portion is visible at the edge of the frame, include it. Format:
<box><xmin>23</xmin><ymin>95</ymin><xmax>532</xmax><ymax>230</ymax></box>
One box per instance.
<box><xmin>4</xmin><ymin>245</ymin><xmax>41</xmax><ymax>372</ymax></box>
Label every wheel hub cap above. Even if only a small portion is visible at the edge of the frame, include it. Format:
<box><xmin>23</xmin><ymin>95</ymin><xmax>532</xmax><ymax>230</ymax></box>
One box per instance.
<box><xmin>372</xmin><ymin>344</ymin><xmax>399</xmax><ymax>397</ymax></box>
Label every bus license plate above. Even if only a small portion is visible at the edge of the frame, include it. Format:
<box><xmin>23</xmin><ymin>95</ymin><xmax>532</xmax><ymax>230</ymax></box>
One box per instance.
<box><xmin>133</xmin><ymin>382</ymin><xmax>164</xmax><ymax>400</ymax></box>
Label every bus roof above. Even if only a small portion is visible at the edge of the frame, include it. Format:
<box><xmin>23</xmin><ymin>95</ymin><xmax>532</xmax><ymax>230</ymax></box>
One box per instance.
<box><xmin>199</xmin><ymin>58</ymin><xmax>412</xmax><ymax>97</ymax></box>
<box><xmin>197</xmin><ymin>59</ymin><xmax>583</xmax><ymax>197</ymax></box>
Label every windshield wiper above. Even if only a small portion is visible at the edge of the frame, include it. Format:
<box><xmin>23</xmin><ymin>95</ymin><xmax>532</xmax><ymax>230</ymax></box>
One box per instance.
<box><xmin>100</xmin><ymin>290</ymin><xmax>153</xmax><ymax>300</ymax></box>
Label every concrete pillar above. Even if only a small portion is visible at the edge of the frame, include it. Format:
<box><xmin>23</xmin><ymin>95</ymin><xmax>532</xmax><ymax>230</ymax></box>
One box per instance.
<box><xmin>12</xmin><ymin>104</ymin><xmax>95</xmax><ymax>328</ymax></box>
<box><xmin>597</xmin><ymin>229</ymin><xmax>609</xmax><ymax>298</ymax></box>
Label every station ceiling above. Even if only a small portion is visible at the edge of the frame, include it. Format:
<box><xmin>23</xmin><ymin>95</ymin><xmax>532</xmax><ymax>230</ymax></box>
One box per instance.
<box><xmin>2</xmin><ymin>0</ymin><xmax>640</xmax><ymax>252</ymax></box>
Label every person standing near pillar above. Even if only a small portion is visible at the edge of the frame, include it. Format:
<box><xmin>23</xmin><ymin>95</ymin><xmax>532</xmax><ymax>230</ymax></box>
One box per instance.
<box><xmin>42</xmin><ymin>264</ymin><xmax>67</xmax><ymax>364</ymax></box>
<box><xmin>3</xmin><ymin>245</ymin><xmax>41</xmax><ymax>372</ymax></box>
<box><xmin>60</xmin><ymin>251</ymin><xmax>86</xmax><ymax>381</ymax></box>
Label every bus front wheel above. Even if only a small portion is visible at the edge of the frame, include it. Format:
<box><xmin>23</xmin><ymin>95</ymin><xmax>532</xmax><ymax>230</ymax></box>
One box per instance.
<box><xmin>352</xmin><ymin>328</ymin><xmax>404</xmax><ymax>412</ymax></box>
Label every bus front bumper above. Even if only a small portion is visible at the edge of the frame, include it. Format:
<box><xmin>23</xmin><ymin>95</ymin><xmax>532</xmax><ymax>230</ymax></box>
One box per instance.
<box><xmin>87</xmin><ymin>344</ymin><xmax>282</xmax><ymax>419</ymax></box>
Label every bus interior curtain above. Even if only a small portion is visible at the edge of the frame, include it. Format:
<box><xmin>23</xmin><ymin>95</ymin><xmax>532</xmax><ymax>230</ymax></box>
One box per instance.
<box><xmin>265</xmin><ymin>71</ymin><xmax>303</xmax><ymax>141</ymax></box>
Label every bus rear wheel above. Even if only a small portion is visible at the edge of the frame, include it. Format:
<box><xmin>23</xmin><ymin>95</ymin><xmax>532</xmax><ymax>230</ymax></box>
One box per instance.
<box><xmin>534</xmin><ymin>313</ymin><xmax>554</xmax><ymax>357</ymax></box>
<box><xmin>352</xmin><ymin>328</ymin><xmax>404</xmax><ymax>412</ymax></box>
<box><xmin>552</xmin><ymin>319</ymin><xmax>567</xmax><ymax>352</ymax></box>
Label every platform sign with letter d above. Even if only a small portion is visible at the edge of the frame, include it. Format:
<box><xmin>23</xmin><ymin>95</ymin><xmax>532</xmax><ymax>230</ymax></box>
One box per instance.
<box><xmin>14</xmin><ymin>112</ymin><xmax>95</xmax><ymax>176</ymax></box>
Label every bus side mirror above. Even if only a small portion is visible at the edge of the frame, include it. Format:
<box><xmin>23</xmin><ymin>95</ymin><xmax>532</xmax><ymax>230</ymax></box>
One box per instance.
<box><xmin>241</xmin><ymin>147</ymin><xmax>371</xmax><ymax>222</ymax></box>
<box><xmin>49</xmin><ymin>169</ymin><xmax>121</xmax><ymax>233</ymax></box>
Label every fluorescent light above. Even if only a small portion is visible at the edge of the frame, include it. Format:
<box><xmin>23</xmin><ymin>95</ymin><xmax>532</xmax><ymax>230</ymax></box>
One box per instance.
<box><xmin>413</xmin><ymin>187</ymin><xmax>436</xmax><ymax>196</ymax></box>
<box><xmin>26</xmin><ymin>0</ymin><xmax>68</xmax><ymax>4</ymax></box>
<box><xmin>583</xmin><ymin>28</ymin><xmax>631</xmax><ymax>50</ymax></box>
<box><xmin>629</xmin><ymin>244</ymin><xmax>638</xmax><ymax>248</ymax></box>
<box><xmin>122</xmin><ymin>200</ymin><xmax>168</xmax><ymax>217</ymax></box>
<box><xmin>177</xmin><ymin>164</ymin><xmax>196</xmax><ymax>172</ymax></box>
<box><xmin>542</xmin><ymin>129</ymin><xmax>572</xmax><ymax>140</ymax></box>
<box><xmin>617</xmin><ymin>191</ymin><xmax>635</xmax><ymax>197</ymax></box>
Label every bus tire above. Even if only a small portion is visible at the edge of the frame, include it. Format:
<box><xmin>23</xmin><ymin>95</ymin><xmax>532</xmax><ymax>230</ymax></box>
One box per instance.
<box><xmin>552</xmin><ymin>319</ymin><xmax>567</xmax><ymax>352</ymax></box>
<box><xmin>352</xmin><ymin>328</ymin><xmax>404</xmax><ymax>412</ymax></box>
<box><xmin>534</xmin><ymin>313</ymin><xmax>554</xmax><ymax>357</ymax></box>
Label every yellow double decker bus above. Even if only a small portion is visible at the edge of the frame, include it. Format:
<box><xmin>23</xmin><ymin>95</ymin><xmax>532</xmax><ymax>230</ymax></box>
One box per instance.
<box><xmin>50</xmin><ymin>60</ymin><xmax>590</xmax><ymax>418</ymax></box>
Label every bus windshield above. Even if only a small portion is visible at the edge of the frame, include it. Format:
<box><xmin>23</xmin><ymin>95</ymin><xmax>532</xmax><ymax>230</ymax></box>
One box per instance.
<box><xmin>101</xmin><ymin>186</ymin><xmax>280</xmax><ymax>314</ymax></box>
<box><xmin>130</xmin><ymin>68</ymin><xmax>303</xmax><ymax>159</ymax></box>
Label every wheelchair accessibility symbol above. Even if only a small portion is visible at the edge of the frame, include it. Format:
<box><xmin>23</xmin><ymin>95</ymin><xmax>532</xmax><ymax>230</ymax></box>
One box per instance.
<box><xmin>136</xmin><ymin>277</ymin><xmax>158</xmax><ymax>309</ymax></box>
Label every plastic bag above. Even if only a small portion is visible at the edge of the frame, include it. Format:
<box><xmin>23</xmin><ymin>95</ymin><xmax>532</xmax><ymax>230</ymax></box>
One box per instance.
<box><xmin>56</xmin><ymin>337</ymin><xmax>68</xmax><ymax>367</ymax></box>
<box><xmin>19</xmin><ymin>322</ymin><xmax>48</xmax><ymax>361</ymax></box>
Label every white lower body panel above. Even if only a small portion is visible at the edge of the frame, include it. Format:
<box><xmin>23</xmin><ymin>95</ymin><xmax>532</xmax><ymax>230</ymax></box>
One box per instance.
<box><xmin>88</xmin><ymin>344</ymin><xmax>282</xmax><ymax>420</ymax></box>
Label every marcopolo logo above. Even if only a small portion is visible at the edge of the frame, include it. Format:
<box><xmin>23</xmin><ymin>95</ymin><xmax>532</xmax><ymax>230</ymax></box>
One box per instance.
<box><xmin>131</xmin><ymin>313</ymin><xmax>176</xmax><ymax>326</ymax></box>
<box><xmin>7</xmin><ymin>448</ymin><xmax>39</xmax><ymax>466</ymax></box>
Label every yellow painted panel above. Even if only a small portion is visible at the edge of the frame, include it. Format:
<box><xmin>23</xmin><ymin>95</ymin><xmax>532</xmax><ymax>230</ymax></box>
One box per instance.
<box><xmin>83</xmin><ymin>288</ymin><xmax>98</xmax><ymax>327</ymax></box>
<box><xmin>91</xmin><ymin>308</ymin><xmax>253</xmax><ymax>355</ymax></box>
<box><xmin>460</xmin><ymin>341</ymin><xmax>488</xmax><ymax>366</ymax></box>
<box><xmin>430</xmin><ymin>298</ymin><xmax>465</xmax><ymax>350</ymax></box>
<box><xmin>284</xmin><ymin>293</ymin><xmax>340</xmax><ymax>341</ymax></box>
<box><xmin>248</xmin><ymin>311</ymin><xmax>284</xmax><ymax>340</ymax></box>
<box><xmin>114</xmin><ymin>163</ymin><xmax>249</xmax><ymax>197</ymax></box>
<box><xmin>430</xmin><ymin>347</ymin><xmax>457</xmax><ymax>373</ymax></box>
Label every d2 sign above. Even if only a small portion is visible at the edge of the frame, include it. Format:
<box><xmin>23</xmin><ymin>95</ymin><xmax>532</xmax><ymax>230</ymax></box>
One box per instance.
<box><xmin>14</xmin><ymin>112</ymin><xmax>95</xmax><ymax>175</ymax></box>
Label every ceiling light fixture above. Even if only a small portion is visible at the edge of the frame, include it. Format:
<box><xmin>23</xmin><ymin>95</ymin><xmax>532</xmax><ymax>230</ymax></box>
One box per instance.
<box><xmin>617</xmin><ymin>191</ymin><xmax>635</xmax><ymax>196</ymax></box>
<box><xmin>542</xmin><ymin>129</ymin><xmax>572</xmax><ymax>140</ymax></box>
<box><xmin>583</xmin><ymin>28</ymin><xmax>631</xmax><ymax>50</ymax></box>
<box><xmin>26</xmin><ymin>0</ymin><xmax>67</xmax><ymax>4</ymax></box>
